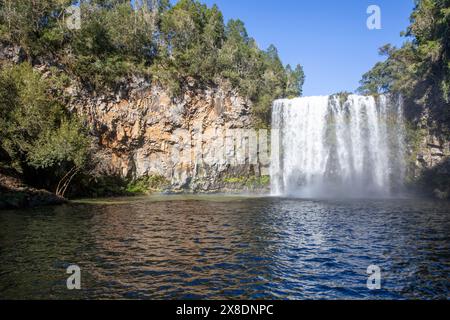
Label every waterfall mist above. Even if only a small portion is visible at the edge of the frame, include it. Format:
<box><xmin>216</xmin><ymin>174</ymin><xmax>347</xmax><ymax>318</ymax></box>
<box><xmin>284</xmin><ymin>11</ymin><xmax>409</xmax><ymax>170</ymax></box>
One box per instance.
<box><xmin>270</xmin><ymin>95</ymin><xmax>406</xmax><ymax>198</ymax></box>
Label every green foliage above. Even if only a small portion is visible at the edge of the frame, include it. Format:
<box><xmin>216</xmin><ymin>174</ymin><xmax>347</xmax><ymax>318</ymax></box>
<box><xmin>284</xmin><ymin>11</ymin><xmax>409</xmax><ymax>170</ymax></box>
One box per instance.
<box><xmin>0</xmin><ymin>63</ymin><xmax>91</xmax><ymax>192</ymax></box>
<box><xmin>358</xmin><ymin>43</ymin><xmax>419</xmax><ymax>96</ymax></box>
<box><xmin>68</xmin><ymin>1</ymin><xmax>166</xmax><ymax>89</ymax></box>
<box><xmin>126</xmin><ymin>175</ymin><xmax>169</xmax><ymax>194</ymax></box>
<box><xmin>66</xmin><ymin>174</ymin><xmax>169</xmax><ymax>198</ymax></box>
<box><xmin>154</xmin><ymin>2</ymin><xmax>302</xmax><ymax>126</ymax></box>
<box><xmin>0</xmin><ymin>63</ymin><xmax>62</xmax><ymax>167</ymax></box>
<box><xmin>249</xmin><ymin>175</ymin><xmax>270</xmax><ymax>187</ymax></box>
<box><xmin>223</xmin><ymin>176</ymin><xmax>246</xmax><ymax>184</ymax></box>
<box><xmin>28</xmin><ymin>119</ymin><xmax>90</xmax><ymax>169</ymax></box>
<box><xmin>359</xmin><ymin>0</ymin><xmax>450</xmax><ymax>134</ymax></box>
<box><xmin>223</xmin><ymin>175</ymin><xmax>270</xmax><ymax>188</ymax></box>
<box><xmin>0</xmin><ymin>0</ymin><xmax>73</xmax><ymax>56</ymax></box>
<box><xmin>285</xmin><ymin>64</ymin><xmax>305</xmax><ymax>98</ymax></box>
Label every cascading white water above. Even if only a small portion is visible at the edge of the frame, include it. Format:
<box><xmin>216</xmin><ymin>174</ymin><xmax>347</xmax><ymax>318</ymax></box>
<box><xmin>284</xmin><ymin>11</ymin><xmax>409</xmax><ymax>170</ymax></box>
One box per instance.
<box><xmin>270</xmin><ymin>94</ymin><xmax>406</xmax><ymax>198</ymax></box>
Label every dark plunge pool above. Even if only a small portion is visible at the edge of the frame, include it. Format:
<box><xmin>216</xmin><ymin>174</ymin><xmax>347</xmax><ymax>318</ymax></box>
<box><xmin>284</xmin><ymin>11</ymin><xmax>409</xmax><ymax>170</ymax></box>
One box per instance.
<box><xmin>0</xmin><ymin>196</ymin><xmax>449</xmax><ymax>299</ymax></box>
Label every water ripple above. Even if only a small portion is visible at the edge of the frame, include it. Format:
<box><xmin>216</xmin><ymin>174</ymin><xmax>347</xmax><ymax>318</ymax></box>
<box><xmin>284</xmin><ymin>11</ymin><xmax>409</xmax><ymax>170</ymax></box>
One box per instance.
<box><xmin>0</xmin><ymin>196</ymin><xmax>449</xmax><ymax>299</ymax></box>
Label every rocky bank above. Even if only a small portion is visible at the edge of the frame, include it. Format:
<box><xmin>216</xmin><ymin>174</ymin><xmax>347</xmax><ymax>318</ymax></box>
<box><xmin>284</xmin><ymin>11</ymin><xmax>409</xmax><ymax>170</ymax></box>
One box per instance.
<box><xmin>0</xmin><ymin>168</ymin><xmax>66</xmax><ymax>209</ymax></box>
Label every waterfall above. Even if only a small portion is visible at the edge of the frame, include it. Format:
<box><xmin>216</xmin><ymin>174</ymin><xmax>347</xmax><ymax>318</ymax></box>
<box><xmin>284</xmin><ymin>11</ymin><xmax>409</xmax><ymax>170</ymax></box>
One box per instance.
<box><xmin>270</xmin><ymin>94</ymin><xmax>406</xmax><ymax>198</ymax></box>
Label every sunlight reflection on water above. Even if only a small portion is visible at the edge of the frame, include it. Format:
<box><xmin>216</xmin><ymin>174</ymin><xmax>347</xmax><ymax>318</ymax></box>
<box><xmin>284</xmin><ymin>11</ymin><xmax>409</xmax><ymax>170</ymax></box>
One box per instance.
<box><xmin>0</xmin><ymin>196</ymin><xmax>449</xmax><ymax>299</ymax></box>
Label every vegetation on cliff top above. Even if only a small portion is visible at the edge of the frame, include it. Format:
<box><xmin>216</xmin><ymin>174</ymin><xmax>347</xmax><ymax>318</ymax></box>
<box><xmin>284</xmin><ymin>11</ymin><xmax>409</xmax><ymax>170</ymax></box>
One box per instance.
<box><xmin>0</xmin><ymin>0</ymin><xmax>305</xmax><ymax>126</ymax></box>
<box><xmin>223</xmin><ymin>175</ymin><xmax>270</xmax><ymax>189</ymax></box>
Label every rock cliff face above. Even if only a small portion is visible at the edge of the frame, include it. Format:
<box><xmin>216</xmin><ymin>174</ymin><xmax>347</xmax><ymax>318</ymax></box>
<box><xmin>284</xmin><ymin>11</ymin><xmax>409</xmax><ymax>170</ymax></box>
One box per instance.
<box><xmin>415</xmin><ymin>134</ymin><xmax>449</xmax><ymax>173</ymax></box>
<box><xmin>69</xmin><ymin>78</ymin><xmax>269</xmax><ymax>193</ymax></box>
<box><xmin>408</xmin><ymin>110</ymin><xmax>450</xmax><ymax>199</ymax></box>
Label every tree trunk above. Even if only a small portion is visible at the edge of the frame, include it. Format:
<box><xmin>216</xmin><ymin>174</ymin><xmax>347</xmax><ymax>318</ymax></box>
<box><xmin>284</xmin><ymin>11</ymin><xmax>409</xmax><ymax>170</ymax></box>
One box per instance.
<box><xmin>56</xmin><ymin>166</ymin><xmax>79</xmax><ymax>198</ymax></box>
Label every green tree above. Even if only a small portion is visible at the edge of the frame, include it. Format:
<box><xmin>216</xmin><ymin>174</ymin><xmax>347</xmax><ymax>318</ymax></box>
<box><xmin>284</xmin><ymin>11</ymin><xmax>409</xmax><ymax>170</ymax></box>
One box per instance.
<box><xmin>286</xmin><ymin>64</ymin><xmax>305</xmax><ymax>98</ymax></box>
<box><xmin>0</xmin><ymin>0</ymin><xmax>73</xmax><ymax>56</ymax></box>
<box><xmin>0</xmin><ymin>63</ymin><xmax>90</xmax><ymax>197</ymax></box>
<box><xmin>359</xmin><ymin>0</ymin><xmax>449</xmax><ymax>134</ymax></box>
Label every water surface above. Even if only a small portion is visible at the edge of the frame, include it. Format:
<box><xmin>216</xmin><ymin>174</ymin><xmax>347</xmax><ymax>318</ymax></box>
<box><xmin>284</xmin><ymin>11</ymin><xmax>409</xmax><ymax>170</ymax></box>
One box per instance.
<box><xmin>0</xmin><ymin>196</ymin><xmax>449</xmax><ymax>299</ymax></box>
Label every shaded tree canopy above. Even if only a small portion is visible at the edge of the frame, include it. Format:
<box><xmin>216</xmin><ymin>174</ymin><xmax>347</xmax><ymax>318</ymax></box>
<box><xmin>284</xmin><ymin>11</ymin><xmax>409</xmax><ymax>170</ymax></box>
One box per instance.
<box><xmin>0</xmin><ymin>63</ymin><xmax>90</xmax><ymax>196</ymax></box>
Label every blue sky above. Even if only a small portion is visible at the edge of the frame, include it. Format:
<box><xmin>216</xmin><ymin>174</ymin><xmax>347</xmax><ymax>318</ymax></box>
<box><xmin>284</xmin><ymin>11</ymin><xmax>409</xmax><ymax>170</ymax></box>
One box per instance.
<box><xmin>195</xmin><ymin>0</ymin><xmax>415</xmax><ymax>96</ymax></box>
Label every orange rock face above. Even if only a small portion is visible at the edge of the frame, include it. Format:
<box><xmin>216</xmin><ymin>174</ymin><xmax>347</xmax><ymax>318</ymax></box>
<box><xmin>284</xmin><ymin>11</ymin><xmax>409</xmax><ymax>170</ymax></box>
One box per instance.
<box><xmin>72</xmin><ymin>80</ymin><xmax>268</xmax><ymax>192</ymax></box>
